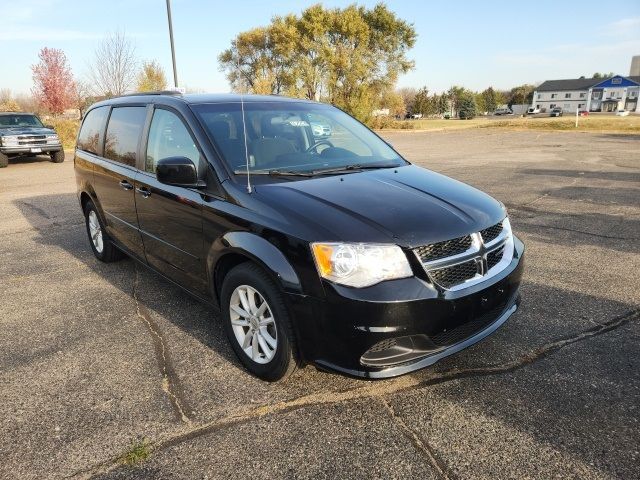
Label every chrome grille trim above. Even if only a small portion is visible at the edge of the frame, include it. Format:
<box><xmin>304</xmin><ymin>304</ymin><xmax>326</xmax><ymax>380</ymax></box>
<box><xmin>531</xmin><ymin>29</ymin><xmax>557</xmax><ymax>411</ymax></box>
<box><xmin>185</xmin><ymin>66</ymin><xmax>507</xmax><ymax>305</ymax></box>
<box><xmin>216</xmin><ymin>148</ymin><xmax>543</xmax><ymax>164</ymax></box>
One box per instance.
<box><xmin>414</xmin><ymin>218</ymin><xmax>514</xmax><ymax>291</ymax></box>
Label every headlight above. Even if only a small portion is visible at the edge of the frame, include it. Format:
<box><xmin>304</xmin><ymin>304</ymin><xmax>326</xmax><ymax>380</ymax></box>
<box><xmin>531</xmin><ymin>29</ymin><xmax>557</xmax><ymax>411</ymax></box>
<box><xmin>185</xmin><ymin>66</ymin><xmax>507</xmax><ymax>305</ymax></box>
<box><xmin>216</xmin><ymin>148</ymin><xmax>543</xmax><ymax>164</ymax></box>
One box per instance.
<box><xmin>311</xmin><ymin>242</ymin><xmax>412</xmax><ymax>288</ymax></box>
<box><xmin>1</xmin><ymin>135</ymin><xmax>19</xmax><ymax>146</ymax></box>
<box><xmin>46</xmin><ymin>134</ymin><xmax>60</xmax><ymax>144</ymax></box>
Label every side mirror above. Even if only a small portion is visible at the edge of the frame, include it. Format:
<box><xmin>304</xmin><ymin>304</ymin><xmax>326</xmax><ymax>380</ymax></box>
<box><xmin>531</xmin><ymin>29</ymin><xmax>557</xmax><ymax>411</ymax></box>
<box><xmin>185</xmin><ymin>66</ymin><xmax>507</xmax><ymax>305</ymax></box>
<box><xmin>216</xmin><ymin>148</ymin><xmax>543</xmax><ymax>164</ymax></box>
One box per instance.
<box><xmin>156</xmin><ymin>156</ymin><xmax>202</xmax><ymax>188</ymax></box>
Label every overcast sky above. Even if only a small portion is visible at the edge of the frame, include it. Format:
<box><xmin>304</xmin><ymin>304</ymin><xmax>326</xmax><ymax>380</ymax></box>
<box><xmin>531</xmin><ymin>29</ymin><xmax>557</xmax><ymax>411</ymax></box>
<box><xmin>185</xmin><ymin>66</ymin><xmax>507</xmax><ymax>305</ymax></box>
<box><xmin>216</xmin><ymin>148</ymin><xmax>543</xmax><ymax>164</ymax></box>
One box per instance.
<box><xmin>2</xmin><ymin>0</ymin><xmax>640</xmax><ymax>95</ymax></box>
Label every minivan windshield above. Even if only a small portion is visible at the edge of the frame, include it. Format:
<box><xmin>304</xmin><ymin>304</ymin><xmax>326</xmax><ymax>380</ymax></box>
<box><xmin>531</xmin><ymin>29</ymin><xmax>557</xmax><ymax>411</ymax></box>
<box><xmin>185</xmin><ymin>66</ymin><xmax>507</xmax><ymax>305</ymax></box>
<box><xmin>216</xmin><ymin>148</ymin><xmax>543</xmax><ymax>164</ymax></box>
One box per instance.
<box><xmin>192</xmin><ymin>102</ymin><xmax>406</xmax><ymax>175</ymax></box>
<box><xmin>0</xmin><ymin>114</ymin><xmax>44</xmax><ymax>128</ymax></box>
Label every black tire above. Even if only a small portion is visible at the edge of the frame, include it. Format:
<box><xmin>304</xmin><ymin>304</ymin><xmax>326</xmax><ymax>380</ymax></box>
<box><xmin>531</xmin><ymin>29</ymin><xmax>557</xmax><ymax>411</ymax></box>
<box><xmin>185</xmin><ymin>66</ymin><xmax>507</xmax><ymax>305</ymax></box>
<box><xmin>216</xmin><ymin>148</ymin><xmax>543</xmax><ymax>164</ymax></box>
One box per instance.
<box><xmin>0</xmin><ymin>152</ymin><xmax>8</xmax><ymax>168</ymax></box>
<box><xmin>83</xmin><ymin>200</ymin><xmax>124</xmax><ymax>263</ymax></box>
<box><xmin>50</xmin><ymin>150</ymin><xmax>65</xmax><ymax>163</ymax></box>
<box><xmin>221</xmin><ymin>262</ymin><xmax>298</xmax><ymax>381</ymax></box>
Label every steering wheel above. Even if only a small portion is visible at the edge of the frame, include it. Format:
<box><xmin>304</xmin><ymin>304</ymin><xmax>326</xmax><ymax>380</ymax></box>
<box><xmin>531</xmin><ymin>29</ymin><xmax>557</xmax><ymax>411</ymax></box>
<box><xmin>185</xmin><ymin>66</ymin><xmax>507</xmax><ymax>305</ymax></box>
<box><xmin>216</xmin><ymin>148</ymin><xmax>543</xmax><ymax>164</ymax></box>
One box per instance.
<box><xmin>305</xmin><ymin>140</ymin><xmax>334</xmax><ymax>154</ymax></box>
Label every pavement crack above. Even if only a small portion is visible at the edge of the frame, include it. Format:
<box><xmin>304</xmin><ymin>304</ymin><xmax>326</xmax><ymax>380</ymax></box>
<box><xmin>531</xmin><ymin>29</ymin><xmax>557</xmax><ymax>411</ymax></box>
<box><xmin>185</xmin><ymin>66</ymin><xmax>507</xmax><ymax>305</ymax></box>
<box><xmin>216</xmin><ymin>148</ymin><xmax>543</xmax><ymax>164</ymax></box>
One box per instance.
<box><xmin>71</xmin><ymin>307</ymin><xmax>638</xmax><ymax>479</ymax></box>
<box><xmin>380</xmin><ymin>397</ymin><xmax>454</xmax><ymax>479</ymax></box>
<box><xmin>133</xmin><ymin>265</ymin><xmax>193</xmax><ymax>425</ymax></box>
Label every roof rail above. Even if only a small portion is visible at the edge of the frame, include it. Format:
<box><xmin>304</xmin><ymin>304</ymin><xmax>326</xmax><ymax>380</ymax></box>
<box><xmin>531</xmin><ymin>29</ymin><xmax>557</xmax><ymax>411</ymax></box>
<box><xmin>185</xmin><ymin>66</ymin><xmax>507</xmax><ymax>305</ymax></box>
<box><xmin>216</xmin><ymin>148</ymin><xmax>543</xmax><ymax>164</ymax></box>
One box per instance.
<box><xmin>116</xmin><ymin>90</ymin><xmax>184</xmax><ymax>98</ymax></box>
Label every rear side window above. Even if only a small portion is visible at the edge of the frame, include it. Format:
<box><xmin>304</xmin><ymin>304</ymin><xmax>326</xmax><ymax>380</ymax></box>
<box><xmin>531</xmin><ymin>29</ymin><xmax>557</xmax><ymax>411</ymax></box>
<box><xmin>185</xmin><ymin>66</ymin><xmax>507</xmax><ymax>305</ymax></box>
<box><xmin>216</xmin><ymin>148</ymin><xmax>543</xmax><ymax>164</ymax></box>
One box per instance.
<box><xmin>104</xmin><ymin>106</ymin><xmax>147</xmax><ymax>166</ymax></box>
<box><xmin>77</xmin><ymin>106</ymin><xmax>109</xmax><ymax>155</ymax></box>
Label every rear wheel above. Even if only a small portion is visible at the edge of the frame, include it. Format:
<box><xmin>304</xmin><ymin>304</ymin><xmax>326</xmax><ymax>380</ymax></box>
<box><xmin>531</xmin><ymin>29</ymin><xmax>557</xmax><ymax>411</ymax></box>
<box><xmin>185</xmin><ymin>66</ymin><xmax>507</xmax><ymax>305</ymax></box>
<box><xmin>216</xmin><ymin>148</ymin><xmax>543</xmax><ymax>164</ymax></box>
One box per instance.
<box><xmin>0</xmin><ymin>152</ymin><xmax>8</xmax><ymax>168</ymax></box>
<box><xmin>84</xmin><ymin>200</ymin><xmax>124</xmax><ymax>262</ymax></box>
<box><xmin>50</xmin><ymin>150</ymin><xmax>65</xmax><ymax>163</ymax></box>
<box><xmin>221</xmin><ymin>262</ymin><xmax>298</xmax><ymax>381</ymax></box>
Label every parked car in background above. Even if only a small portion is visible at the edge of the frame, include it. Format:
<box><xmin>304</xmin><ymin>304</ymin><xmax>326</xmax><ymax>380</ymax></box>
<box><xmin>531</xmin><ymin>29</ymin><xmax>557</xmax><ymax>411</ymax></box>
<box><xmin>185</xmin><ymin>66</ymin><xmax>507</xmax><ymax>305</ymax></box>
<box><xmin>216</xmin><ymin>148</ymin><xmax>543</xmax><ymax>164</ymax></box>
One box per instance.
<box><xmin>578</xmin><ymin>110</ymin><xmax>589</xmax><ymax>116</ymax></box>
<box><xmin>75</xmin><ymin>92</ymin><xmax>524</xmax><ymax>381</ymax></box>
<box><xmin>616</xmin><ymin>110</ymin><xmax>629</xmax><ymax>117</ymax></box>
<box><xmin>310</xmin><ymin>120</ymin><xmax>332</xmax><ymax>138</ymax></box>
<box><xmin>0</xmin><ymin>112</ymin><xmax>64</xmax><ymax>168</ymax></box>
<box><xmin>494</xmin><ymin>108</ymin><xmax>513</xmax><ymax>116</ymax></box>
<box><xmin>550</xmin><ymin>107</ymin><xmax>563</xmax><ymax>117</ymax></box>
<box><xmin>527</xmin><ymin>107</ymin><xmax>540</xmax><ymax>115</ymax></box>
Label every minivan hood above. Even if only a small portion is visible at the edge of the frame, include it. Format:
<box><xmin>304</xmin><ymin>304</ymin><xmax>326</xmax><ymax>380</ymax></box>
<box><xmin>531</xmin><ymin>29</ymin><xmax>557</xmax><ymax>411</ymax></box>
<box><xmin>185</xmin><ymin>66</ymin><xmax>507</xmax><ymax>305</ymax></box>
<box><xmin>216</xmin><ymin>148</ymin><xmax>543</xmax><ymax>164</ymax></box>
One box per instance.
<box><xmin>0</xmin><ymin>126</ymin><xmax>55</xmax><ymax>136</ymax></box>
<box><xmin>254</xmin><ymin>165</ymin><xmax>505</xmax><ymax>248</ymax></box>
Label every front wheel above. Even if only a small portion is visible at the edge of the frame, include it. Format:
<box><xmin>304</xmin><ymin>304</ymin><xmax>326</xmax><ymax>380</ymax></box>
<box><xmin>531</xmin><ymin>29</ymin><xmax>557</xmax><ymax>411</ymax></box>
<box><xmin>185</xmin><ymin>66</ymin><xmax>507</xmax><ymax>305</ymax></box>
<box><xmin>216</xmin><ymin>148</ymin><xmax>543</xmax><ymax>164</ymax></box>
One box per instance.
<box><xmin>50</xmin><ymin>150</ymin><xmax>65</xmax><ymax>163</ymax></box>
<box><xmin>221</xmin><ymin>263</ymin><xmax>298</xmax><ymax>381</ymax></box>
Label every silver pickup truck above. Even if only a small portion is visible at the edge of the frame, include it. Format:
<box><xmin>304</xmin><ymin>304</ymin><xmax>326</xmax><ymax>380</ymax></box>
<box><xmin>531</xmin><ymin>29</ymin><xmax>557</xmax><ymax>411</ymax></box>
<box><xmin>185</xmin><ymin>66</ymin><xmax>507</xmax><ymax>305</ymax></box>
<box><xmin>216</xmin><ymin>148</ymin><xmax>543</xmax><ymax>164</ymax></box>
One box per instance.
<box><xmin>0</xmin><ymin>112</ymin><xmax>64</xmax><ymax>168</ymax></box>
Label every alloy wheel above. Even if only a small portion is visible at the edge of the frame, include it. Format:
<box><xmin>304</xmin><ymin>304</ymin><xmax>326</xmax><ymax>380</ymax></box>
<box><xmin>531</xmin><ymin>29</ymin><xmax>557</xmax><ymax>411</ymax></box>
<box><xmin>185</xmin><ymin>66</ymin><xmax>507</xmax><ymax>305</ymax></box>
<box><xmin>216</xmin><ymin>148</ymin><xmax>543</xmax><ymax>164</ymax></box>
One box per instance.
<box><xmin>88</xmin><ymin>210</ymin><xmax>104</xmax><ymax>253</ymax></box>
<box><xmin>229</xmin><ymin>285</ymin><xmax>277</xmax><ymax>364</ymax></box>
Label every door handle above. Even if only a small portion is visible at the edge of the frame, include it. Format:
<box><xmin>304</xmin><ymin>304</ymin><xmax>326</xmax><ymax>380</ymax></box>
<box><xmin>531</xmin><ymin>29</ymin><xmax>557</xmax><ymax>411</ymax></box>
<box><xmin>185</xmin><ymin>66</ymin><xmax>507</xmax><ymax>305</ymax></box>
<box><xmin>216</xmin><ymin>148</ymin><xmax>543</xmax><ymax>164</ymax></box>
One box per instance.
<box><xmin>136</xmin><ymin>186</ymin><xmax>152</xmax><ymax>198</ymax></box>
<box><xmin>119</xmin><ymin>180</ymin><xmax>133</xmax><ymax>190</ymax></box>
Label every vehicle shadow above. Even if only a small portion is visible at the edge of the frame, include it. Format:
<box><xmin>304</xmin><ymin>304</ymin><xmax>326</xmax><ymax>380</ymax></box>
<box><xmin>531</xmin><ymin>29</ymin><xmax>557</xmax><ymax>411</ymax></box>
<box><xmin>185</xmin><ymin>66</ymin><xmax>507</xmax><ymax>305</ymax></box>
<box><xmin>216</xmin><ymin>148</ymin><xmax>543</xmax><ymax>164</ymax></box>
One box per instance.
<box><xmin>7</xmin><ymin>154</ymin><xmax>57</xmax><ymax>165</ymax></box>
<box><xmin>13</xmin><ymin>193</ymin><xmax>246</xmax><ymax>374</ymax></box>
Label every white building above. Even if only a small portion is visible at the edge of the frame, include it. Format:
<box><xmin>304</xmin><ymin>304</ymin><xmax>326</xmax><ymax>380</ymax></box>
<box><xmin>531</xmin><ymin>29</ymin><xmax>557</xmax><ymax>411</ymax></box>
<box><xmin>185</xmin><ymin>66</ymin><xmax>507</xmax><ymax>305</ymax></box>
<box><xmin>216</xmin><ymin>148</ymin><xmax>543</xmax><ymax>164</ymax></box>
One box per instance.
<box><xmin>531</xmin><ymin>75</ymin><xmax>640</xmax><ymax>114</ymax></box>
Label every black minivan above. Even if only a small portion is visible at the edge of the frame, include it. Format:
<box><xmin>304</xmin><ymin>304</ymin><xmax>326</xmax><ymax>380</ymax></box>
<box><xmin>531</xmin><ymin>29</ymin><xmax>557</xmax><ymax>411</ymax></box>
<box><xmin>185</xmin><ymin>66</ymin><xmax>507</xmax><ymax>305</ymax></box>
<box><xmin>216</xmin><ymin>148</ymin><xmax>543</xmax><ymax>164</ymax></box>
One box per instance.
<box><xmin>74</xmin><ymin>92</ymin><xmax>524</xmax><ymax>381</ymax></box>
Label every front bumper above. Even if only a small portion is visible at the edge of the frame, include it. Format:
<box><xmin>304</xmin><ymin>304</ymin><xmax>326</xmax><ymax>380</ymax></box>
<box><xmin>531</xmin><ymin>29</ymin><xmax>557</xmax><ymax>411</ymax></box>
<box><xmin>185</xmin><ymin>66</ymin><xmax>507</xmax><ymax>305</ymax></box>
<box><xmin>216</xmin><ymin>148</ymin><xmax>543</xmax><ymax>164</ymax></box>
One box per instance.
<box><xmin>1</xmin><ymin>145</ymin><xmax>62</xmax><ymax>156</ymax></box>
<box><xmin>288</xmin><ymin>235</ymin><xmax>524</xmax><ymax>379</ymax></box>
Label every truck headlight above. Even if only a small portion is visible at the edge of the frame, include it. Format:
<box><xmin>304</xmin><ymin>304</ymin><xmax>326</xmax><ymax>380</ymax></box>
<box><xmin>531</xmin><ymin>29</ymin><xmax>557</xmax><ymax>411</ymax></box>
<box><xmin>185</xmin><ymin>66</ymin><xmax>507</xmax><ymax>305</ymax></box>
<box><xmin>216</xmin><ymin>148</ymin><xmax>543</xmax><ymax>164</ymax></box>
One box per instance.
<box><xmin>46</xmin><ymin>134</ymin><xmax>60</xmax><ymax>144</ymax></box>
<box><xmin>311</xmin><ymin>242</ymin><xmax>413</xmax><ymax>288</ymax></box>
<box><xmin>1</xmin><ymin>135</ymin><xmax>19</xmax><ymax>146</ymax></box>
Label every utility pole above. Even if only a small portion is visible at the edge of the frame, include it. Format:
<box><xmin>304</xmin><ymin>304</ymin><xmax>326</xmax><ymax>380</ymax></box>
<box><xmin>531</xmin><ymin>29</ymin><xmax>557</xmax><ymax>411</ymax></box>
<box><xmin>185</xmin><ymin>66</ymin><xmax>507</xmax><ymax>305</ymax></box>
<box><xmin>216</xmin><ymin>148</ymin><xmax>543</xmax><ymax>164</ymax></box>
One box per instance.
<box><xmin>166</xmin><ymin>0</ymin><xmax>179</xmax><ymax>88</ymax></box>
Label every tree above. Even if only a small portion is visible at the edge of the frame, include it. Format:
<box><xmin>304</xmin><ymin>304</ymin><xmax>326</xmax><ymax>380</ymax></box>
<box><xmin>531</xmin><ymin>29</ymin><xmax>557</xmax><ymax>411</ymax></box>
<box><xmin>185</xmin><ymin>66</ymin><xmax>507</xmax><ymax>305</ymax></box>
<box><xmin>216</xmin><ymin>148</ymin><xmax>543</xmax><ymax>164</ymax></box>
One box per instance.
<box><xmin>74</xmin><ymin>80</ymin><xmax>93</xmax><ymax>117</ymax></box>
<box><xmin>137</xmin><ymin>60</ymin><xmax>168</xmax><ymax>92</ymax></box>
<box><xmin>31</xmin><ymin>47</ymin><xmax>76</xmax><ymax>115</ymax></box>
<box><xmin>219</xmin><ymin>4</ymin><xmax>416</xmax><ymax>123</ymax></box>
<box><xmin>397</xmin><ymin>87</ymin><xmax>417</xmax><ymax>115</ymax></box>
<box><xmin>507</xmin><ymin>84</ymin><xmax>535</xmax><ymax>107</ymax></box>
<box><xmin>480</xmin><ymin>87</ymin><xmax>500</xmax><ymax>113</ymax></box>
<box><xmin>87</xmin><ymin>31</ymin><xmax>137</xmax><ymax>97</ymax></box>
<box><xmin>411</xmin><ymin>87</ymin><xmax>430</xmax><ymax>116</ymax></box>
<box><xmin>458</xmin><ymin>94</ymin><xmax>477</xmax><ymax>119</ymax></box>
<box><xmin>592</xmin><ymin>72</ymin><xmax>615</xmax><ymax>79</ymax></box>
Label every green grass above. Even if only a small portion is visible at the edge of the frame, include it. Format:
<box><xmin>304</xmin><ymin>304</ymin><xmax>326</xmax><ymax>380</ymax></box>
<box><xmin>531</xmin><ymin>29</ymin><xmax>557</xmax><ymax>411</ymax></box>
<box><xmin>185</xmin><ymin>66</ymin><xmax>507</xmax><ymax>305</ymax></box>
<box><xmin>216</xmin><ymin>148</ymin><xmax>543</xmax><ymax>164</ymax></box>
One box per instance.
<box><xmin>378</xmin><ymin>115</ymin><xmax>640</xmax><ymax>134</ymax></box>
<box><xmin>118</xmin><ymin>439</ymin><xmax>151</xmax><ymax>466</ymax></box>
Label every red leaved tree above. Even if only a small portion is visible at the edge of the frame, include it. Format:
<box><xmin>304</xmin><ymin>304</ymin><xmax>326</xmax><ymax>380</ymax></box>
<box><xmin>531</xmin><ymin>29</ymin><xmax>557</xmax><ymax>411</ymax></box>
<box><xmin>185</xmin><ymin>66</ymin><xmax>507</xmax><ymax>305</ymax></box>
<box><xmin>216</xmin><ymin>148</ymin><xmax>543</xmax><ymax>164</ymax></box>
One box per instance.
<box><xmin>31</xmin><ymin>47</ymin><xmax>76</xmax><ymax>115</ymax></box>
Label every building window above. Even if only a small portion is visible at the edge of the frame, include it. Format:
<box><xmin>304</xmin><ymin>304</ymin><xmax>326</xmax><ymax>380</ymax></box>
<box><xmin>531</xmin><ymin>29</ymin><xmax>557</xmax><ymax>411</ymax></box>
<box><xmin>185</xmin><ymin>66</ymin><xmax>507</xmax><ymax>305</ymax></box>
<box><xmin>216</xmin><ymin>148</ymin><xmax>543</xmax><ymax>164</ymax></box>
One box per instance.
<box><xmin>579</xmin><ymin>92</ymin><xmax>586</xmax><ymax>98</ymax></box>
<box><xmin>565</xmin><ymin>93</ymin><xmax>571</xmax><ymax>98</ymax></box>
<box><xmin>612</xmin><ymin>77</ymin><xmax>622</xmax><ymax>84</ymax></box>
<box><xmin>550</xmin><ymin>104</ymin><xmax>556</xmax><ymax>109</ymax></box>
<box><xmin>630</xmin><ymin>91</ymin><xmax>638</xmax><ymax>98</ymax></box>
<box><xmin>592</xmin><ymin>91</ymin><xmax>601</xmax><ymax>99</ymax></box>
<box><xmin>537</xmin><ymin>94</ymin><xmax>541</xmax><ymax>99</ymax></box>
<box><xmin>551</xmin><ymin>93</ymin><xmax>557</xmax><ymax>99</ymax></box>
<box><xmin>578</xmin><ymin>104</ymin><xmax>585</xmax><ymax>109</ymax></box>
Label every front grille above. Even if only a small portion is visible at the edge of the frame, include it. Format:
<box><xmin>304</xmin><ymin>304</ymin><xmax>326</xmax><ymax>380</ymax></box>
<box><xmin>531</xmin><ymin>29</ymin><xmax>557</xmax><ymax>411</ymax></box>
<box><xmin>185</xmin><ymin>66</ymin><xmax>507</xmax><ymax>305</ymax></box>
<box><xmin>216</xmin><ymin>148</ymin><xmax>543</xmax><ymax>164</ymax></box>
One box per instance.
<box><xmin>413</xmin><ymin>218</ymin><xmax>513</xmax><ymax>290</ymax></box>
<box><xmin>429</xmin><ymin>259</ymin><xmax>479</xmax><ymax>289</ymax></box>
<box><xmin>414</xmin><ymin>235</ymin><xmax>472</xmax><ymax>263</ymax></box>
<box><xmin>487</xmin><ymin>245</ymin><xmax>505</xmax><ymax>270</ymax></box>
<box><xmin>480</xmin><ymin>222</ymin><xmax>503</xmax><ymax>243</ymax></box>
<box><xmin>18</xmin><ymin>135</ymin><xmax>46</xmax><ymax>140</ymax></box>
<box><xmin>18</xmin><ymin>140</ymin><xmax>47</xmax><ymax>145</ymax></box>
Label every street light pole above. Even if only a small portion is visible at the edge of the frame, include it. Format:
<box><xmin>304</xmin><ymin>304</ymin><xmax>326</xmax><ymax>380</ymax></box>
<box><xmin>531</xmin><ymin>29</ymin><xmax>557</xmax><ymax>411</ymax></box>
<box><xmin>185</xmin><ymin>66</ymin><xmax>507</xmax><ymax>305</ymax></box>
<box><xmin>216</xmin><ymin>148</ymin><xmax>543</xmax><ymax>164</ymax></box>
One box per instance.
<box><xmin>166</xmin><ymin>0</ymin><xmax>178</xmax><ymax>88</ymax></box>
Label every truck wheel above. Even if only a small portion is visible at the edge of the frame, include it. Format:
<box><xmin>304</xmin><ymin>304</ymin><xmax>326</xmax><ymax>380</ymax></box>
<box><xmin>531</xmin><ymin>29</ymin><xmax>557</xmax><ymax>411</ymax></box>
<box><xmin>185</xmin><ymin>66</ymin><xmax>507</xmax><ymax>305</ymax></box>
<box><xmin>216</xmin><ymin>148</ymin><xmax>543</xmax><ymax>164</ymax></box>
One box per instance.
<box><xmin>84</xmin><ymin>200</ymin><xmax>124</xmax><ymax>262</ymax></box>
<box><xmin>50</xmin><ymin>150</ymin><xmax>65</xmax><ymax>163</ymax></box>
<box><xmin>0</xmin><ymin>152</ymin><xmax>8</xmax><ymax>168</ymax></box>
<box><xmin>221</xmin><ymin>262</ymin><xmax>298</xmax><ymax>382</ymax></box>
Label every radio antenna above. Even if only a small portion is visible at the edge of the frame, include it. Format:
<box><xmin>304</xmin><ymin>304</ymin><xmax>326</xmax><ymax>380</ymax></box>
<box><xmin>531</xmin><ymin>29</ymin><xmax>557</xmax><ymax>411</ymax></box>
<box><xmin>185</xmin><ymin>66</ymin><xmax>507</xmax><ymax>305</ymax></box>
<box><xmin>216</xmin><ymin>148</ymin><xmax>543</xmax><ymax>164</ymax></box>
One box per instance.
<box><xmin>240</xmin><ymin>93</ymin><xmax>252</xmax><ymax>193</ymax></box>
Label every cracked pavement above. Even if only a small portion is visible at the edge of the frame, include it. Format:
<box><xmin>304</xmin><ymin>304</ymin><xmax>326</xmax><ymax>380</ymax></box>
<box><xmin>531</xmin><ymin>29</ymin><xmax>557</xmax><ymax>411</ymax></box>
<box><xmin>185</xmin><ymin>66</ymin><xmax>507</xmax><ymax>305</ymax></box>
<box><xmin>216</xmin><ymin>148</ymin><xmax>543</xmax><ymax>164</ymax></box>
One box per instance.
<box><xmin>0</xmin><ymin>129</ymin><xmax>638</xmax><ymax>479</ymax></box>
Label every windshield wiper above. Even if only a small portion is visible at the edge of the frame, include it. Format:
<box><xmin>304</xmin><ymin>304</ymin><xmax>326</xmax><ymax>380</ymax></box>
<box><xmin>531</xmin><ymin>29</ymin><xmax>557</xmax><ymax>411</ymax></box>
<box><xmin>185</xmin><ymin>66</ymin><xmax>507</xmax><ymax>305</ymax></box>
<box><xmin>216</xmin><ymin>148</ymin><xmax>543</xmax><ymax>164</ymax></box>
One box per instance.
<box><xmin>232</xmin><ymin>169</ymin><xmax>313</xmax><ymax>176</ymax></box>
<box><xmin>310</xmin><ymin>163</ymin><xmax>398</xmax><ymax>175</ymax></box>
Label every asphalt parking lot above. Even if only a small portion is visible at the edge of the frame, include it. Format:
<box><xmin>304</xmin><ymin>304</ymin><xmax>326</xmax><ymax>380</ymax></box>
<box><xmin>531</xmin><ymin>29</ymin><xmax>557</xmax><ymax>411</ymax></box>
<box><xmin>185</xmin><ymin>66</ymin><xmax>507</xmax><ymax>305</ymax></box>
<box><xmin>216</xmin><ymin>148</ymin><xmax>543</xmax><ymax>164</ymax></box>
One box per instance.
<box><xmin>1</xmin><ymin>128</ymin><xmax>638</xmax><ymax>479</ymax></box>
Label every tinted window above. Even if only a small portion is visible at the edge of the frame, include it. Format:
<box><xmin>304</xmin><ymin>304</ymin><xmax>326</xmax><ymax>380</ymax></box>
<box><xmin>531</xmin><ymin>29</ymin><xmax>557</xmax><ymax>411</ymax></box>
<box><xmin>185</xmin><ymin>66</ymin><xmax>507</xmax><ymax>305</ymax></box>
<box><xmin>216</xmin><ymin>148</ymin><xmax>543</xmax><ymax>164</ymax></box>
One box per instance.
<box><xmin>145</xmin><ymin>109</ymin><xmax>201</xmax><ymax>174</ymax></box>
<box><xmin>104</xmin><ymin>107</ymin><xmax>147</xmax><ymax>166</ymax></box>
<box><xmin>77</xmin><ymin>107</ymin><xmax>109</xmax><ymax>155</ymax></box>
